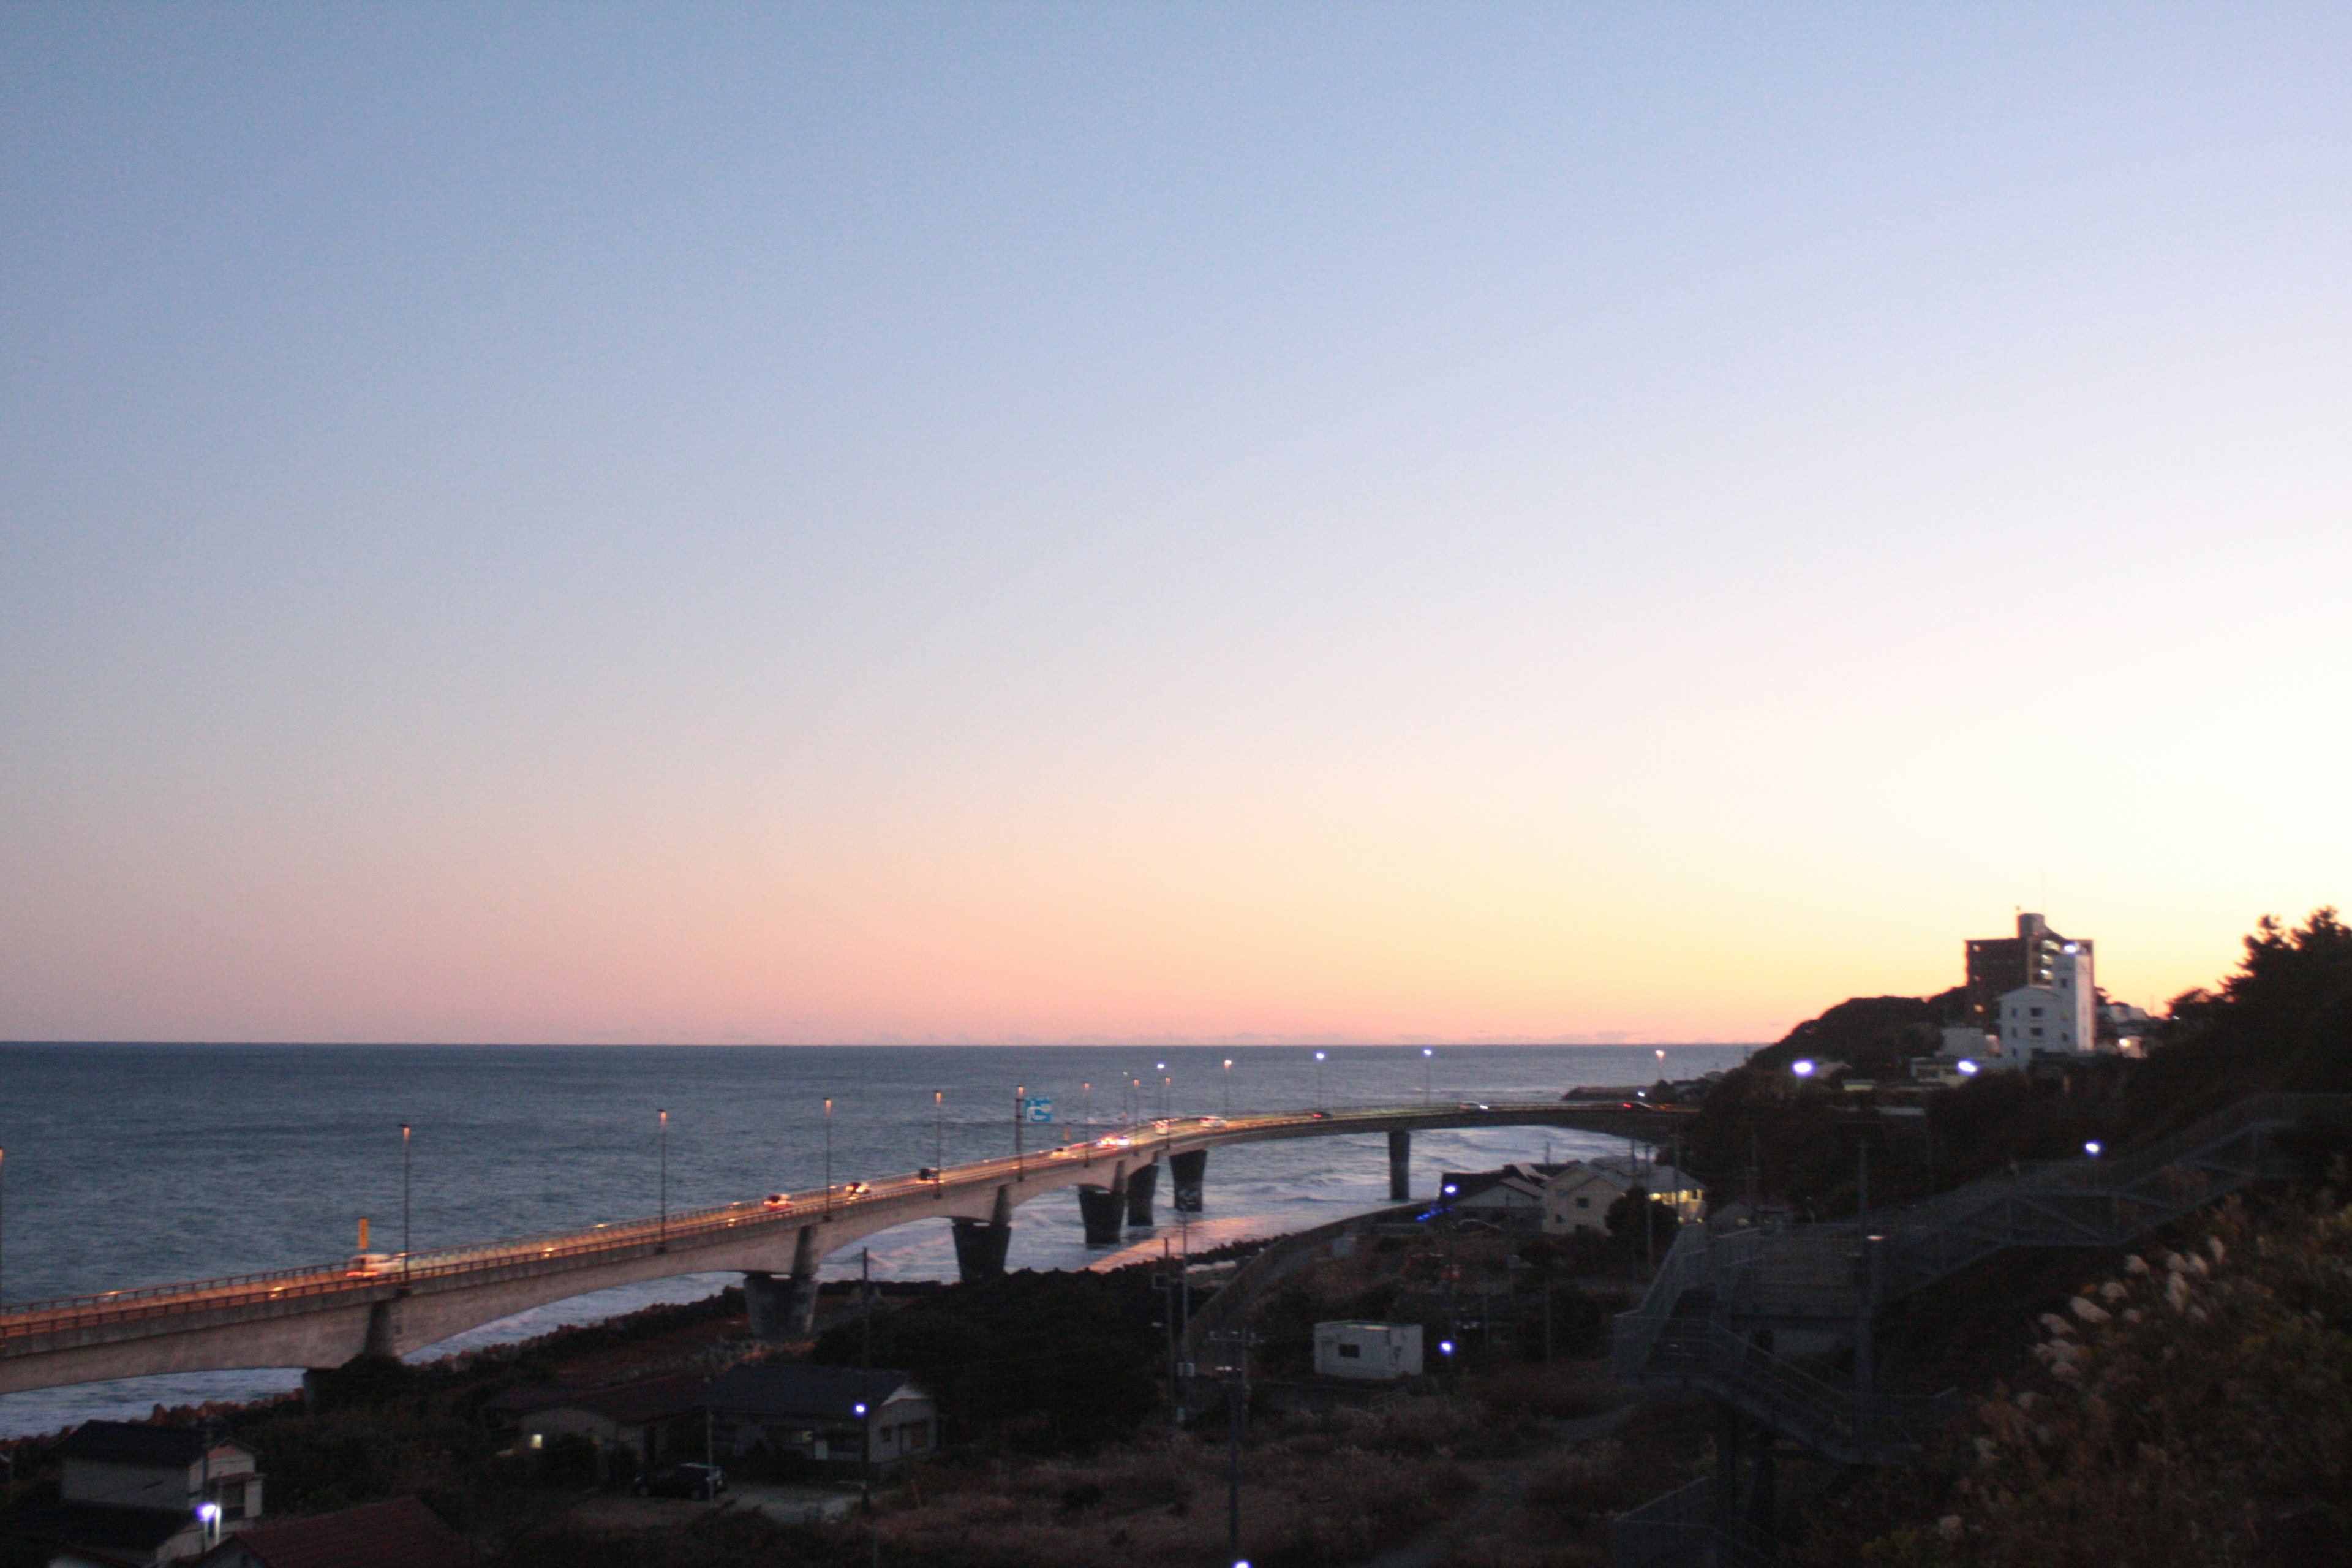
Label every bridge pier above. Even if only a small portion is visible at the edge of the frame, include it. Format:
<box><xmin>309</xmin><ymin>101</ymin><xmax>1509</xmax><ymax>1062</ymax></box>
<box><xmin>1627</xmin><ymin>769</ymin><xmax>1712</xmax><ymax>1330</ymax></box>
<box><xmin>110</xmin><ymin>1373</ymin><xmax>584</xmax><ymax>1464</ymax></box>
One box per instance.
<box><xmin>951</xmin><ymin>1186</ymin><xmax>1014</xmax><ymax>1281</ymax></box>
<box><xmin>1076</xmin><ymin>1185</ymin><xmax>1125</xmax><ymax>1245</ymax></box>
<box><xmin>742</xmin><ymin>1272</ymin><xmax>794</xmax><ymax>1340</ymax></box>
<box><xmin>1170</xmin><ymin>1149</ymin><xmax>1207</xmax><ymax>1212</ymax></box>
<box><xmin>1123</xmin><ymin>1160</ymin><xmax>1159</xmax><ymax>1227</ymax></box>
<box><xmin>1389</xmin><ymin>1130</ymin><xmax>1412</xmax><ymax>1201</ymax></box>
<box><xmin>951</xmin><ymin>1218</ymin><xmax>1011</xmax><ymax>1280</ymax></box>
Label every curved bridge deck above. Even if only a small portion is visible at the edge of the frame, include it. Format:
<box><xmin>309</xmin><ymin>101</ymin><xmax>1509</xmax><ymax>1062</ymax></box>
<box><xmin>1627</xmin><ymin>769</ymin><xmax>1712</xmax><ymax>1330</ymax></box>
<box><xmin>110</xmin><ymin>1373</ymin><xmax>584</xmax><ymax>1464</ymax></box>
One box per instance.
<box><xmin>0</xmin><ymin>1101</ymin><xmax>1684</xmax><ymax>1394</ymax></box>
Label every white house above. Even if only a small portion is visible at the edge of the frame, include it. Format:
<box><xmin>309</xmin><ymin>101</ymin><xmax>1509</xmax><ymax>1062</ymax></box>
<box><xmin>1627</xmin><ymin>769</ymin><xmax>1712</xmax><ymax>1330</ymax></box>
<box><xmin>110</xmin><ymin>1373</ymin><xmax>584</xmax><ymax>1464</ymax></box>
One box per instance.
<box><xmin>1541</xmin><ymin>1158</ymin><xmax>1705</xmax><ymax>1237</ymax></box>
<box><xmin>1998</xmin><ymin>979</ymin><xmax>2093</xmax><ymax>1055</ymax></box>
<box><xmin>698</xmin><ymin>1365</ymin><xmax>938</xmax><ymax>1477</ymax></box>
<box><xmin>0</xmin><ymin>1422</ymin><xmax>262</xmax><ymax>1566</ymax></box>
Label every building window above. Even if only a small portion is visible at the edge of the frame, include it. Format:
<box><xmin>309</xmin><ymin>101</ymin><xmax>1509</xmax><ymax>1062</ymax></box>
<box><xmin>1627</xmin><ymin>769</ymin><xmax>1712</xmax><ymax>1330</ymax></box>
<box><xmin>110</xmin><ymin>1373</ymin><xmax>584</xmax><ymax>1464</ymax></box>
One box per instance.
<box><xmin>1575</xmin><ymin>1197</ymin><xmax>1590</xmax><ymax>1208</ymax></box>
<box><xmin>1337</xmin><ymin>1343</ymin><xmax>1362</xmax><ymax>1358</ymax></box>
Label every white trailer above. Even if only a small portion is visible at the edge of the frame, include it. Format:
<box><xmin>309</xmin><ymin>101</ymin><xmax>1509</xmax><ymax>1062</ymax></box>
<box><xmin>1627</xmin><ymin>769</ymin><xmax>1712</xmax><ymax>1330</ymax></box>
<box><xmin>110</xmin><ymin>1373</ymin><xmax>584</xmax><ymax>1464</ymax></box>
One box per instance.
<box><xmin>1313</xmin><ymin>1321</ymin><xmax>1423</xmax><ymax>1381</ymax></box>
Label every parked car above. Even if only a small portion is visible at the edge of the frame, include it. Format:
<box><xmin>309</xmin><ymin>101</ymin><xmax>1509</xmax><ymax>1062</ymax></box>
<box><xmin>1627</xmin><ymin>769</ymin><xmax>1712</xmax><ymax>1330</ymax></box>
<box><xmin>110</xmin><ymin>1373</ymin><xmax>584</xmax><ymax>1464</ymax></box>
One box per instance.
<box><xmin>842</xmin><ymin>1180</ymin><xmax>872</xmax><ymax>1196</ymax></box>
<box><xmin>637</xmin><ymin>1462</ymin><xmax>725</xmax><ymax>1500</ymax></box>
<box><xmin>763</xmin><ymin>1193</ymin><xmax>793</xmax><ymax>1210</ymax></box>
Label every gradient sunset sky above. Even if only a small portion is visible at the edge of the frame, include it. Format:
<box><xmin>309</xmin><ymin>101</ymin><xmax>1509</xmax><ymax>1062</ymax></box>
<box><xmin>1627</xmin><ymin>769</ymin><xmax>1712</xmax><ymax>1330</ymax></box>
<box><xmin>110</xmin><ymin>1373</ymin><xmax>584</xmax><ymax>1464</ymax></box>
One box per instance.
<box><xmin>4</xmin><ymin>6</ymin><xmax>2347</xmax><ymax>1046</ymax></box>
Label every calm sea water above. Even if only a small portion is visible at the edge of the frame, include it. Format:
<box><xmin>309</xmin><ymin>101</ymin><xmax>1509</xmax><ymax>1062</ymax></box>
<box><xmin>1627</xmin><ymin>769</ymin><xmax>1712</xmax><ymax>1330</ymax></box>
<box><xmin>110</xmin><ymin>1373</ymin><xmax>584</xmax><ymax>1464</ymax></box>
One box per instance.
<box><xmin>0</xmin><ymin>1041</ymin><xmax>1751</xmax><ymax>1436</ymax></box>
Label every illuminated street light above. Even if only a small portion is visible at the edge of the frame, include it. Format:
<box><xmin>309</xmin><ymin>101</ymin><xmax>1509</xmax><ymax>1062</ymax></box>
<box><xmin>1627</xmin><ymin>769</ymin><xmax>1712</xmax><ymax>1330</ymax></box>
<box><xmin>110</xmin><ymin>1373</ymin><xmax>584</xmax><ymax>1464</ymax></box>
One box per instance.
<box><xmin>1222</xmin><ymin>1060</ymin><xmax>1233</xmax><ymax>1117</ymax></box>
<box><xmin>1956</xmin><ymin>1060</ymin><xmax>1980</xmax><ymax>1077</ymax></box>
<box><xmin>1314</xmin><ymin>1050</ymin><xmax>1327</xmax><ymax>1109</ymax></box>
<box><xmin>1422</xmin><ymin>1047</ymin><xmax>1434</xmax><ymax>1107</ymax></box>
<box><xmin>2084</xmin><ymin>1140</ymin><xmax>2103</xmax><ymax>1158</ymax></box>
<box><xmin>1790</xmin><ymin>1060</ymin><xmax>1815</xmax><ymax>1078</ymax></box>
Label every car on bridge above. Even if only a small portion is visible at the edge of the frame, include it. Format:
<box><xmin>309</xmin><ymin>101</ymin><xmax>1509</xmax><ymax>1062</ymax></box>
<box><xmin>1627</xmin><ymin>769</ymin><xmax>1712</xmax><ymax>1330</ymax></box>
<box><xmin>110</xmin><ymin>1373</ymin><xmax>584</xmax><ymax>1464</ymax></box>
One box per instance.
<box><xmin>344</xmin><ymin>1252</ymin><xmax>394</xmax><ymax>1276</ymax></box>
<box><xmin>763</xmin><ymin>1194</ymin><xmax>793</xmax><ymax>1210</ymax></box>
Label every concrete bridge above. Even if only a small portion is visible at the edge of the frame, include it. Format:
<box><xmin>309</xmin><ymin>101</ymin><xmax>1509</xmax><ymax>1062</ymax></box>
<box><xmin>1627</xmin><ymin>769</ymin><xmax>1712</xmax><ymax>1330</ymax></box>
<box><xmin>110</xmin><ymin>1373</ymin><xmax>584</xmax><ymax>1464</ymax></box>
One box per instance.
<box><xmin>0</xmin><ymin>1101</ymin><xmax>1684</xmax><ymax>1396</ymax></box>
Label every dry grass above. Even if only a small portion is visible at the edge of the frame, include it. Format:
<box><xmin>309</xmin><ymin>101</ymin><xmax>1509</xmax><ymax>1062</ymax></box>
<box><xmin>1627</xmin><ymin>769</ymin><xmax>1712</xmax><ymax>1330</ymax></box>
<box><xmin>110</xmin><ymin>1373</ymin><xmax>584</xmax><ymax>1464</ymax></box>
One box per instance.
<box><xmin>872</xmin><ymin>1425</ymin><xmax>1476</xmax><ymax>1568</ymax></box>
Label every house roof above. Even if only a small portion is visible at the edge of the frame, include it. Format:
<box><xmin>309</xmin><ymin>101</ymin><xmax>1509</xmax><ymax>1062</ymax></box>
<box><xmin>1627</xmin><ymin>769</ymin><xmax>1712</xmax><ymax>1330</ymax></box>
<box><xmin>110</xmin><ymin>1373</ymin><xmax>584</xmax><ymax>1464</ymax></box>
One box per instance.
<box><xmin>535</xmin><ymin>1374</ymin><xmax>707</xmax><ymax>1427</ymax></box>
<box><xmin>476</xmin><ymin>1384</ymin><xmax>573</xmax><ymax>1420</ymax></box>
<box><xmin>60</xmin><ymin>1421</ymin><xmax>249</xmax><ymax>1469</ymax></box>
<box><xmin>204</xmin><ymin>1496</ymin><xmax>469</xmax><ymax>1568</ymax></box>
<box><xmin>1551</xmin><ymin>1158</ymin><xmax>1701</xmax><ymax>1194</ymax></box>
<box><xmin>698</xmin><ymin>1365</ymin><xmax>924</xmax><ymax>1422</ymax></box>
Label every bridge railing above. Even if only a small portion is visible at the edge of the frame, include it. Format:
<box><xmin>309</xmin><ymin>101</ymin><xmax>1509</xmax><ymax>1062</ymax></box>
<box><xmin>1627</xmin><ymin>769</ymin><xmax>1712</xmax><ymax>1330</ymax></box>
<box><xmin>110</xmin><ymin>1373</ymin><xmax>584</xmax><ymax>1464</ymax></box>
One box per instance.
<box><xmin>2</xmin><ymin>1101</ymin><xmax>1623</xmax><ymax>1344</ymax></box>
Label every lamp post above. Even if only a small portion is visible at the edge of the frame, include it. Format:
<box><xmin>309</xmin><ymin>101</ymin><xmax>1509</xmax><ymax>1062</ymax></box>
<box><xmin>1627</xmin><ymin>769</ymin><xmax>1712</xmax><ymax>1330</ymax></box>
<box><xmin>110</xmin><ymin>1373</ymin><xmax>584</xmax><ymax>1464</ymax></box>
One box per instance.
<box><xmin>1421</xmin><ymin>1047</ymin><xmax>1433</xmax><ymax>1108</ymax></box>
<box><xmin>399</xmin><ymin>1125</ymin><xmax>412</xmax><ymax>1286</ymax></box>
<box><xmin>1313</xmin><ymin>1051</ymin><xmax>1327</xmax><ymax>1110</ymax></box>
<box><xmin>1222</xmin><ymin>1060</ymin><xmax>1232</xmax><ymax>1118</ymax></box>
<box><xmin>1</xmin><ymin>1145</ymin><xmax>7</xmax><ymax>1310</ymax></box>
<box><xmin>824</xmin><ymin>1099</ymin><xmax>834</xmax><ymax>1218</ymax></box>
<box><xmin>1162</xmin><ymin>1074</ymin><xmax>1172</xmax><ymax>1120</ymax></box>
<box><xmin>1131</xmin><ymin>1077</ymin><xmax>1142</xmax><ymax>1127</ymax></box>
<box><xmin>933</xmin><ymin>1091</ymin><xmax>944</xmax><ymax>1184</ymax></box>
<box><xmin>1014</xmin><ymin>1087</ymin><xmax>1025</xmax><ymax>1170</ymax></box>
<box><xmin>658</xmin><ymin>1109</ymin><xmax>669</xmax><ymax>1251</ymax></box>
<box><xmin>1155</xmin><ymin>1063</ymin><xmax>1169</xmax><ymax>1119</ymax></box>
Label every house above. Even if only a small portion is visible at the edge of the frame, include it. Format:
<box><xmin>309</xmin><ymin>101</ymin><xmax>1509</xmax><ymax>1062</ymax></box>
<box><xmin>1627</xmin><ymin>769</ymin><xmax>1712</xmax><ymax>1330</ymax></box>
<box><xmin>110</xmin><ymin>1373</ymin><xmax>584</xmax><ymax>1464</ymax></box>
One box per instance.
<box><xmin>0</xmin><ymin>1422</ymin><xmax>262</xmax><ymax>1566</ymax></box>
<box><xmin>511</xmin><ymin>1374</ymin><xmax>706</xmax><ymax>1468</ymax></box>
<box><xmin>1437</xmin><ymin>1165</ymin><xmax>1554</xmax><ymax>1226</ymax></box>
<box><xmin>196</xmin><ymin>1496</ymin><xmax>469</xmax><ymax>1568</ymax></box>
<box><xmin>1312</xmin><ymin>1321</ymin><xmax>1423</xmax><ymax>1382</ymax></box>
<box><xmin>697</xmin><ymin>1365</ymin><xmax>937</xmax><ymax>1478</ymax></box>
<box><xmin>1540</xmin><ymin>1158</ymin><xmax>1705</xmax><ymax>1237</ymax></box>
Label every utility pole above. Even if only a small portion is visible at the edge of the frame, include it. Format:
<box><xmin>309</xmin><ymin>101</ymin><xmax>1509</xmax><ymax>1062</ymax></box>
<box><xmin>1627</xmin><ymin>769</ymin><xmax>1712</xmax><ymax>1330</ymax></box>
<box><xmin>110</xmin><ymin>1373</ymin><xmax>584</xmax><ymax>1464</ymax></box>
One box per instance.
<box><xmin>933</xmin><ymin>1090</ymin><xmax>944</xmax><ymax>1182</ymax></box>
<box><xmin>824</xmin><ymin>1099</ymin><xmax>834</xmax><ymax>1218</ymax></box>
<box><xmin>1161</xmin><ymin>1238</ymin><xmax>1180</xmax><ymax>1429</ymax></box>
<box><xmin>1014</xmin><ymin>1087</ymin><xmax>1025</xmax><ymax>1170</ymax></box>
<box><xmin>399</xmin><ymin>1124</ymin><xmax>412</xmax><ymax>1289</ymax></box>
<box><xmin>1221</xmin><ymin>1330</ymin><xmax>1250</xmax><ymax>1566</ymax></box>
<box><xmin>658</xmin><ymin>1109</ymin><xmax>668</xmax><ymax>1252</ymax></box>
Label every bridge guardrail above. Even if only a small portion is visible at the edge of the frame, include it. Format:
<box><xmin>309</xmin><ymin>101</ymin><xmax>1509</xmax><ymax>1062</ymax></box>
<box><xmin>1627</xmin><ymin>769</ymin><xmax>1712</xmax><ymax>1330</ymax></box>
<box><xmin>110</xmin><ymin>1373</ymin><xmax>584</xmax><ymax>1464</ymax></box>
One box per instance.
<box><xmin>7</xmin><ymin>1105</ymin><xmax>1611</xmax><ymax>1345</ymax></box>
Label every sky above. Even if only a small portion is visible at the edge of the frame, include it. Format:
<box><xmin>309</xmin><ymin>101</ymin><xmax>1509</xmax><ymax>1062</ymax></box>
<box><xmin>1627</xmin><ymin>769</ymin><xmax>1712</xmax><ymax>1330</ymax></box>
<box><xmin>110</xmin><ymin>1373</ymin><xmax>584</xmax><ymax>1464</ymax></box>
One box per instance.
<box><xmin>4</xmin><ymin>5</ymin><xmax>2348</xmax><ymax>1046</ymax></box>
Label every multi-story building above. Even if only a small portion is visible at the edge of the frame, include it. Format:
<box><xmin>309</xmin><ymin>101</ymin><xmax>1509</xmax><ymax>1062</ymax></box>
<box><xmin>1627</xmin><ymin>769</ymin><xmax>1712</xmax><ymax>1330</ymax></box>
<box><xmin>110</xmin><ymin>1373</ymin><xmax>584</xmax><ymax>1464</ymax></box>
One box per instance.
<box><xmin>1966</xmin><ymin>912</ymin><xmax>2096</xmax><ymax>1055</ymax></box>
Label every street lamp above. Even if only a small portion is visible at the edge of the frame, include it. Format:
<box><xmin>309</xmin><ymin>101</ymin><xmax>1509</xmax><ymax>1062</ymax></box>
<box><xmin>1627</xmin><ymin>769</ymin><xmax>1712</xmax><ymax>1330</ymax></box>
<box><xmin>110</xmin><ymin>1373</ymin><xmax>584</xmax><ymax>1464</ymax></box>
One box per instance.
<box><xmin>399</xmin><ymin>1125</ymin><xmax>412</xmax><ymax>1286</ymax></box>
<box><xmin>2084</xmin><ymin>1140</ymin><xmax>2103</xmax><ymax>1158</ymax></box>
<box><xmin>824</xmin><ymin>1099</ymin><xmax>834</xmax><ymax>1217</ymax></box>
<box><xmin>1314</xmin><ymin>1051</ymin><xmax>1327</xmax><ymax>1109</ymax></box>
<box><xmin>1222</xmin><ymin>1060</ymin><xmax>1233</xmax><ymax>1117</ymax></box>
<box><xmin>1014</xmin><ymin>1086</ymin><xmax>1026</xmax><ymax>1169</ymax></box>
<box><xmin>934</xmin><ymin>1090</ymin><xmax>945</xmax><ymax>1185</ymax></box>
<box><xmin>1790</xmin><ymin>1059</ymin><xmax>1815</xmax><ymax>1079</ymax></box>
<box><xmin>658</xmin><ymin>1109</ymin><xmax>668</xmax><ymax>1251</ymax></box>
<box><xmin>1421</xmin><ymin>1047</ymin><xmax>1433</xmax><ymax>1108</ymax></box>
<box><xmin>196</xmin><ymin>1502</ymin><xmax>219</xmax><ymax>1548</ymax></box>
<box><xmin>1162</xmin><ymin>1074</ymin><xmax>1172</xmax><ymax>1120</ymax></box>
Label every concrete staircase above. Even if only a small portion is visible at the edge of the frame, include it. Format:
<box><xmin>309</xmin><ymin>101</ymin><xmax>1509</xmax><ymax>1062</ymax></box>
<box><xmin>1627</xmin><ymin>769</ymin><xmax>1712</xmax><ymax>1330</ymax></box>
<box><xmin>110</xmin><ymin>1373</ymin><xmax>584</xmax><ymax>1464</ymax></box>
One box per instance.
<box><xmin>1608</xmin><ymin>1091</ymin><xmax>2352</xmax><ymax>1567</ymax></box>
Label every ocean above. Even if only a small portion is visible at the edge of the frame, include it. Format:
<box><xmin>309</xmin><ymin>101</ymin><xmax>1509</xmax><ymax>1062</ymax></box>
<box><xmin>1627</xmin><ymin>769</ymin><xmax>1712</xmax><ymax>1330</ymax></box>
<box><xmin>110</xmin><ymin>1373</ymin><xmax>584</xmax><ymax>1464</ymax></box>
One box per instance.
<box><xmin>0</xmin><ymin>1041</ymin><xmax>1751</xmax><ymax>1436</ymax></box>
